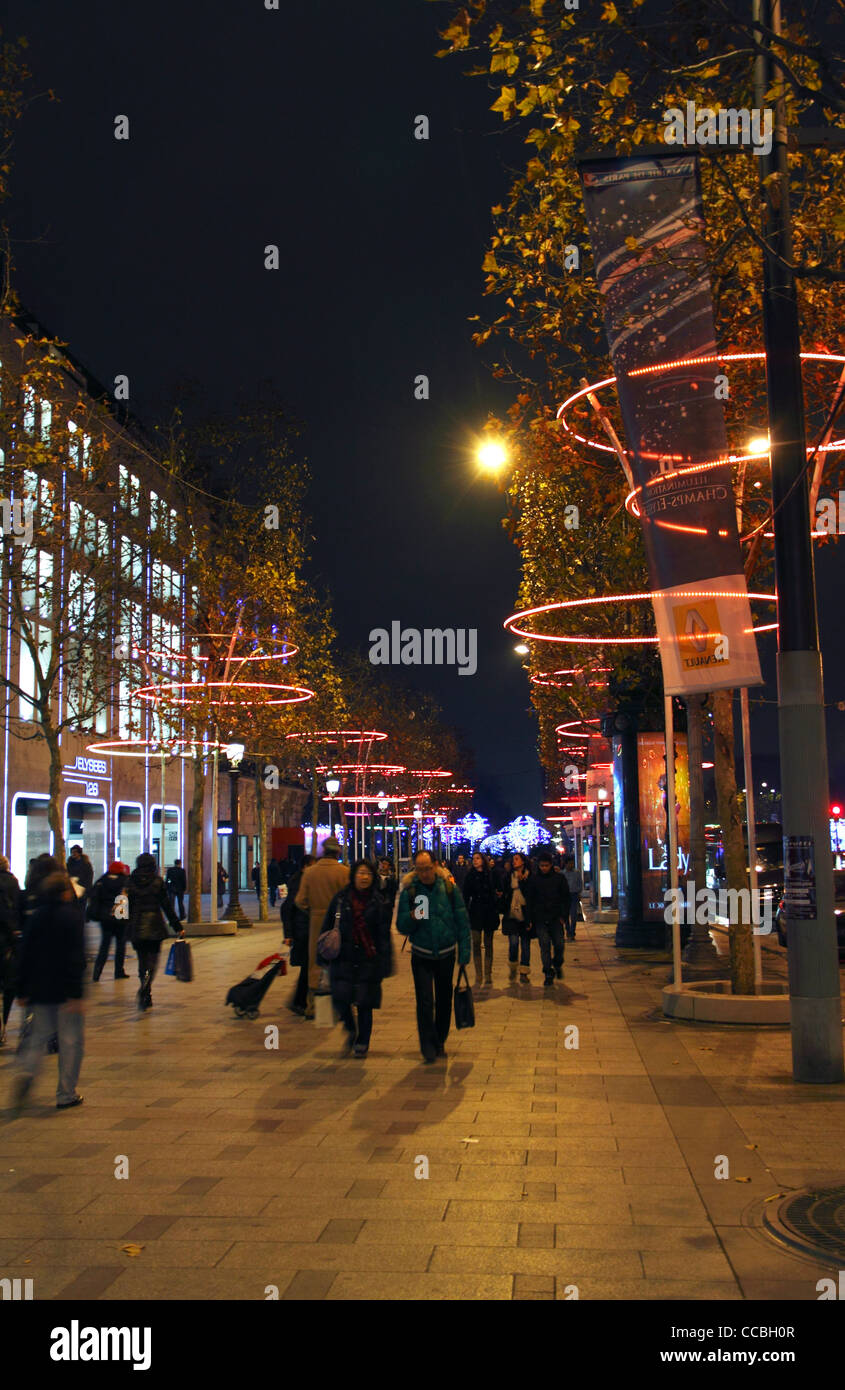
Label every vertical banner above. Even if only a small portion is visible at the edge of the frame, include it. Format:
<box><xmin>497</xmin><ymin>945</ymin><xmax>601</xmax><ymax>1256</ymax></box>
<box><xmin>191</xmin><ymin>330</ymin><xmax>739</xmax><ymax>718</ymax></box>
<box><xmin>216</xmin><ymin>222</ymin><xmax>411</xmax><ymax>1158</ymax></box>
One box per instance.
<box><xmin>638</xmin><ymin>731</ymin><xmax>690</xmax><ymax>921</ymax></box>
<box><xmin>580</xmin><ymin>154</ymin><xmax>763</xmax><ymax>694</ymax></box>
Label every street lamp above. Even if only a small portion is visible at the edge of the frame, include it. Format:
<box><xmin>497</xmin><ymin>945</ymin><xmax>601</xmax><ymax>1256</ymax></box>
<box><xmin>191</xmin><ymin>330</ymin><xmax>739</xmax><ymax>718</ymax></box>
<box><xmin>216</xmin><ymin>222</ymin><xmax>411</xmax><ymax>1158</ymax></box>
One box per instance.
<box><xmin>476</xmin><ymin>439</ymin><xmax>508</xmax><ymax>473</ymax></box>
<box><xmin>325</xmin><ymin>775</ymin><xmax>340</xmax><ymax>848</ymax></box>
<box><xmin>413</xmin><ymin>806</ymin><xmax>423</xmax><ymax>856</ymax></box>
<box><xmin>224</xmin><ymin>742</ymin><xmax>250</xmax><ymax>928</ymax></box>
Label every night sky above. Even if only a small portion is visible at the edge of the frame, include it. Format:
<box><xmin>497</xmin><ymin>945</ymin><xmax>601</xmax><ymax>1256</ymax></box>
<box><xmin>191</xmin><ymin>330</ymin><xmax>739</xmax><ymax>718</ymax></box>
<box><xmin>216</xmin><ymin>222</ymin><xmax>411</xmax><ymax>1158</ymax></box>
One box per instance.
<box><xmin>5</xmin><ymin>1</ymin><xmax>844</xmax><ymax>818</ymax></box>
<box><xmin>5</xmin><ymin>0</ymin><xmax>543</xmax><ymax>822</ymax></box>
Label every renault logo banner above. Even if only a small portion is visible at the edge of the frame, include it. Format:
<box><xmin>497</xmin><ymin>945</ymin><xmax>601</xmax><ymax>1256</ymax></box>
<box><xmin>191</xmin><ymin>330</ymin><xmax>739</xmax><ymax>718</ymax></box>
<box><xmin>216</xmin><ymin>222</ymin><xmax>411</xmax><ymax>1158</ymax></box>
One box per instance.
<box><xmin>580</xmin><ymin>153</ymin><xmax>763</xmax><ymax>694</ymax></box>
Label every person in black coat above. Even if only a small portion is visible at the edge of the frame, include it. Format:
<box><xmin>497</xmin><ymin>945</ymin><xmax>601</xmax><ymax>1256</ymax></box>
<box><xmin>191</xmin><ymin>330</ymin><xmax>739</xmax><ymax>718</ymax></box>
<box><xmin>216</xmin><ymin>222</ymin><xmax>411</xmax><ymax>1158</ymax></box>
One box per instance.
<box><xmin>267</xmin><ymin>858</ymin><xmax>282</xmax><ymax>907</ymax></box>
<box><xmin>67</xmin><ymin>844</ymin><xmax>94</xmax><ymax>908</ymax></box>
<box><xmin>500</xmin><ymin>851</ymin><xmax>534</xmax><ymax>983</ymax></box>
<box><xmin>0</xmin><ymin>854</ymin><xmax>22</xmax><ymax>1046</ymax></box>
<box><xmin>376</xmin><ymin>858</ymin><xmax>397</xmax><ymax>907</ymax></box>
<box><xmin>524</xmin><ymin>851</ymin><xmax>571</xmax><ymax>987</ymax></box>
<box><xmin>165</xmin><ymin>860</ymin><xmax>187</xmax><ymax>920</ymax></box>
<box><xmin>281</xmin><ymin>855</ymin><xmax>313</xmax><ymax>1015</ymax></box>
<box><xmin>88</xmin><ymin>862</ymin><xmax>131</xmax><ymax>981</ymax></box>
<box><xmin>319</xmin><ymin>859</ymin><xmax>392</xmax><ymax>1057</ymax></box>
<box><xmin>126</xmin><ymin>853</ymin><xmax>182</xmax><ymax>1011</ymax></box>
<box><xmin>12</xmin><ymin>867</ymin><xmax>86</xmax><ymax>1111</ymax></box>
<box><xmin>462</xmin><ymin>851</ymin><xmax>500</xmax><ymax>987</ymax></box>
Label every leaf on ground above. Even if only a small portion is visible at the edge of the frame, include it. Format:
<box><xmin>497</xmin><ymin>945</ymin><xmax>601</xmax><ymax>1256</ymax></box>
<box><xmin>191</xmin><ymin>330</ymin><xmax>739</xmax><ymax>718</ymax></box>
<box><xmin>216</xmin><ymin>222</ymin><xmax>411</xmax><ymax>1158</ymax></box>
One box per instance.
<box><xmin>121</xmin><ymin>1243</ymin><xmax>144</xmax><ymax>1256</ymax></box>
<box><xmin>764</xmin><ymin>1192</ymin><xmax>785</xmax><ymax>1202</ymax></box>
<box><xmin>734</xmin><ymin>1177</ymin><xmax>752</xmax><ymax>1183</ymax></box>
<box><xmin>745</xmin><ymin>1143</ymin><xmax>758</xmax><ymax>1150</ymax></box>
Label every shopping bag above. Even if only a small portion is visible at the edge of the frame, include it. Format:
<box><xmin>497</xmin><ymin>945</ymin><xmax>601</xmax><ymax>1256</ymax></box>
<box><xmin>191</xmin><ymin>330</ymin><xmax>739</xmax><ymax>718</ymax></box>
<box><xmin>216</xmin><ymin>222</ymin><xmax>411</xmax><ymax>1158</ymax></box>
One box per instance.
<box><xmin>314</xmin><ymin>993</ymin><xmax>336</xmax><ymax>1028</ymax></box>
<box><xmin>164</xmin><ymin>944</ymin><xmax>177</xmax><ymax>976</ymax></box>
<box><xmin>172</xmin><ymin>939</ymin><xmax>193</xmax><ymax>983</ymax></box>
<box><xmin>453</xmin><ymin>965</ymin><xmax>475</xmax><ymax>1030</ymax></box>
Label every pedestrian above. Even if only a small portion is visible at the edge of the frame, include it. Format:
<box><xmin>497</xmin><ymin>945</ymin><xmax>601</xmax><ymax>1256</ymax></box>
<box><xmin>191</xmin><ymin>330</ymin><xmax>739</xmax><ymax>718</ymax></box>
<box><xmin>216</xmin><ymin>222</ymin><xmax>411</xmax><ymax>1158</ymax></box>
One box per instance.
<box><xmin>217</xmin><ymin>862</ymin><xmax>228</xmax><ymax>909</ymax></box>
<box><xmin>397</xmin><ymin>849</ymin><xmax>471</xmax><ymax>1063</ymax></box>
<box><xmin>453</xmin><ymin>853</ymin><xmax>469</xmax><ymax>892</ymax></box>
<box><xmin>251</xmin><ymin>862</ymin><xmax>261</xmax><ymax>899</ymax></box>
<box><xmin>563</xmin><ymin>855</ymin><xmax>583</xmax><ymax>941</ymax></box>
<box><xmin>11</xmin><ymin>864</ymin><xmax>85</xmax><ymax>1112</ymax></box>
<box><xmin>67</xmin><ymin>844</ymin><xmax>94</xmax><ymax>909</ymax></box>
<box><xmin>501</xmin><ymin>851</ymin><xmax>533</xmax><ymax>983</ymax></box>
<box><xmin>126</xmin><ymin>853</ymin><xmax>183</xmax><ymax>1012</ymax></box>
<box><xmin>0</xmin><ymin>854</ymin><xmax>22</xmax><ymax>1047</ymax></box>
<box><xmin>165</xmin><ymin>858</ymin><xmax>187</xmax><ymax>920</ymax></box>
<box><xmin>376</xmin><ymin>857</ymin><xmax>397</xmax><ymax>906</ymax></box>
<box><xmin>525</xmin><ymin>850</ymin><xmax>570</xmax><ymax>987</ymax></box>
<box><xmin>295</xmin><ymin>838</ymin><xmax>349</xmax><ymax>1019</ymax></box>
<box><xmin>282</xmin><ymin>854</ymin><xmax>313</xmax><ymax>1016</ymax></box>
<box><xmin>320</xmin><ymin>859</ymin><xmax>392</xmax><ymax>1058</ymax></box>
<box><xmin>88</xmin><ymin>862</ymin><xmax>131</xmax><ymax>981</ymax></box>
<box><xmin>267</xmin><ymin>858</ymin><xmax>282</xmax><ymax>908</ymax></box>
<box><xmin>463</xmin><ymin>850</ymin><xmax>500</xmax><ymax>987</ymax></box>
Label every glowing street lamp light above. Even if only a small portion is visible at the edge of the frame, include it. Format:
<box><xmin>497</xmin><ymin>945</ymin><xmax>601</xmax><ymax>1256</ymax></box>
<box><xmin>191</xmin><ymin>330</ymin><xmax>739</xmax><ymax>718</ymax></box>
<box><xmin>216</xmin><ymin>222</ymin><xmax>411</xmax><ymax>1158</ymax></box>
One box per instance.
<box><xmin>476</xmin><ymin>439</ymin><xmax>508</xmax><ymax>473</ymax></box>
<box><xmin>514</xmin><ymin>643</ymin><xmax>530</xmax><ymax>656</ymax></box>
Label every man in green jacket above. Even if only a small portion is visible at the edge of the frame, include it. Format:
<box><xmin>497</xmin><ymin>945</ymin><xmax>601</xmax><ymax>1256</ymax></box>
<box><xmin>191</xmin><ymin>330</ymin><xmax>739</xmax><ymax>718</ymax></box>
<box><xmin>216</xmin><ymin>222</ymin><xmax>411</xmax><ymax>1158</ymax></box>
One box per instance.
<box><xmin>397</xmin><ymin>849</ymin><xmax>471</xmax><ymax>1063</ymax></box>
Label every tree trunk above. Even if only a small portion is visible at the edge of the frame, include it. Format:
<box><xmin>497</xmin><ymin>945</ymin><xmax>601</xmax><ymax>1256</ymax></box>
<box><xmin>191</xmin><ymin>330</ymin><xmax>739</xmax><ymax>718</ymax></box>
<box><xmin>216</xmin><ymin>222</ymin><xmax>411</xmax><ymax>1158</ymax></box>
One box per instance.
<box><xmin>188</xmin><ymin>753</ymin><xmax>205</xmax><ymax>922</ymax></box>
<box><xmin>686</xmin><ymin>697</ymin><xmax>707</xmax><ymax>895</ymax></box>
<box><xmin>310</xmin><ymin>757</ymin><xmax>320</xmax><ymax>854</ymax></box>
<box><xmin>254</xmin><ymin>763</ymin><xmax>269</xmax><ymax>922</ymax></box>
<box><xmin>44</xmin><ymin>720</ymin><xmax>65</xmax><ymax>867</ymax></box>
<box><xmin>711</xmin><ymin>688</ymin><xmax>754</xmax><ymax>993</ymax></box>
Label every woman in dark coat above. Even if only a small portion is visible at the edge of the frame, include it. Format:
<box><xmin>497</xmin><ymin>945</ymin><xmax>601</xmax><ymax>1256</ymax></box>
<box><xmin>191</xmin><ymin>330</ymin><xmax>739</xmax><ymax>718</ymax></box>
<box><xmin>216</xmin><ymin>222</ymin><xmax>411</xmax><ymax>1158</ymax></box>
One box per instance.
<box><xmin>319</xmin><ymin>858</ymin><xmax>391</xmax><ymax>1058</ymax></box>
<box><xmin>126</xmin><ymin>853</ymin><xmax>182</xmax><ymax>1011</ymax></box>
<box><xmin>500</xmin><ymin>851</ymin><xmax>533</xmax><ymax>984</ymax></box>
<box><xmin>462</xmin><ymin>850</ymin><xmax>500</xmax><ymax>987</ymax></box>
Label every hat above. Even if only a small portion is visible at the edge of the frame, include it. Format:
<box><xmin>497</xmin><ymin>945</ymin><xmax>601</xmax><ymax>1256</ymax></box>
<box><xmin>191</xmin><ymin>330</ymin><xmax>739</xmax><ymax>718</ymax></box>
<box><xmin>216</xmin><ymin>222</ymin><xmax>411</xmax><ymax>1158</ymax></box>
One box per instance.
<box><xmin>109</xmin><ymin>860</ymin><xmax>128</xmax><ymax>875</ymax></box>
<box><xmin>322</xmin><ymin>837</ymin><xmax>342</xmax><ymax>855</ymax></box>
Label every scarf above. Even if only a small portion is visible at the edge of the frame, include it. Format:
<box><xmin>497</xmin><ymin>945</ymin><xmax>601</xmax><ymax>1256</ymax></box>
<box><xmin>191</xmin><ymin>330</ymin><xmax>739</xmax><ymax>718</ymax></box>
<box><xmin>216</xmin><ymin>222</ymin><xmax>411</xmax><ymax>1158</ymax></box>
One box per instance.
<box><xmin>350</xmin><ymin>889</ymin><xmax>377</xmax><ymax>958</ymax></box>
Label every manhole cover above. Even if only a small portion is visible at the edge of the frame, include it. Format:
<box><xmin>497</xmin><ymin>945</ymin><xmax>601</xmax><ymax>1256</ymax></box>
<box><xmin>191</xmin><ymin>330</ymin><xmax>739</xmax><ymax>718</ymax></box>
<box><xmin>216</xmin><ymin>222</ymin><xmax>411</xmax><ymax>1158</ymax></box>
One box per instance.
<box><xmin>763</xmin><ymin>1185</ymin><xmax>845</xmax><ymax>1265</ymax></box>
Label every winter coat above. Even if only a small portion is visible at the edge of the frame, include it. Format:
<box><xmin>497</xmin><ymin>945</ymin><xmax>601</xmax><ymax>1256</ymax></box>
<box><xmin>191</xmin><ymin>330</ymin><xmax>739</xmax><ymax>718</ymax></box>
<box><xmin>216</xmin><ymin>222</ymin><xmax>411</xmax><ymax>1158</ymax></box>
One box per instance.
<box><xmin>295</xmin><ymin>855</ymin><xmax>350</xmax><ymax>937</ymax></box>
<box><xmin>525</xmin><ymin>870</ymin><xmax>570</xmax><ymax>930</ymax></box>
<box><xmin>281</xmin><ymin>869</ymin><xmax>309</xmax><ymax>968</ymax></box>
<box><xmin>500</xmin><ymin>868</ymin><xmax>534</xmax><ymax>937</ymax></box>
<box><xmin>462</xmin><ymin>865</ymin><xmax>500</xmax><ymax>932</ymax></box>
<box><xmin>376</xmin><ymin>873</ymin><xmax>397</xmax><ymax>908</ymax></box>
<box><xmin>16</xmin><ymin>873</ymin><xmax>85</xmax><ymax>1004</ymax></box>
<box><xmin>0</xmin><ymin>868</ymin><xmax>21</xmax><ymax>992</ymax></box>
<box><xmin>396</xmin><ymin>867</ymin><xmax>471</xmax><ymax>965</ymax></box>
<box><xmin>87</xmin><ymin>872</ymin><xmax>130</xmax><ymax>929</ymax></box>
<box><xmin>165</xmin><ymin>865</ymin><xmax>187</xmax><ymax>896</ymax></box>
<box><xmin>126</xmin><ymin>867</ymin><xmax>181</xmax><ymax>945</ymax></box>
<box><xmin>67</xmin><ymin>853</ymin><xmax>94</xmax><ymax>895</ymax></box>
<box><xmin>564</xmin><ymin>867</ymin><xmax>583</xmax><ymax>897</ymax></box>
<box><xmin>321</xmin><ymin>886</ymin><xmax>392</xmax><ymax>1010</ymax></box>
<box><xmin>452</xmin><ymin>861</ymin><xmax>470</xmax><ymax>892</ymax></box>
<box><xmin>267</xmin><ymin>860</ymin><xmax>282</xmax><ymax>888</ymax></box>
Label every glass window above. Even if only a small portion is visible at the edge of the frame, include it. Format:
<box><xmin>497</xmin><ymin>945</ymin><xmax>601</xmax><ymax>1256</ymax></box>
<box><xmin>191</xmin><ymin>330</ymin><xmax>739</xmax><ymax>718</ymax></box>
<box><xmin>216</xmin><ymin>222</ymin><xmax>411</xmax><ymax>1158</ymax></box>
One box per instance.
<box><xmin>116</xmin><ymin>803</ymin><xmax>143</xmax><ymax>863</ymax></box>
<box><xmin>19</xmin><ymin>625</ymin><xmax>50</xmax><ymax>721</ymax></box>
<box><xmin>149</xmin><ymin>492</ymin><xmax>159</xmax><ymax>530</ymax></box>
<box><xmin>132</xmin><ymin>543</ymin><xmax>144</xmax><ymax>588</ymax></box>
<box><xmin>11</xmin><ymin>794</ymin><xmax>51</xmax><ymax>882</ymax></box>
<box><xmin>169</xmin><ymin>507</ymin><xmax>178</xmax><ymax>544</ymax></box>
<box><xmin>40</xmin><ymin>399</ymin><xmax>51</xmax><ymax>444</ymax></box>
<box><xmin>64</xmin><ymin>800</ymin><xmax>106</xmax><ymax>877</ymax></box>
<box><xmin>23</xmin><ymin>385</ymin><xmax>36</xmax><ymax>435</ymax></box>
<box><xmin>130</xmin><ymin>474</ymin><xmax>140</xmax><ymax>514</ymax></box>
<box><xmin>119</xmin><ymin>463</ymin><xmax>129</xmax><ymax>505</ymax></box>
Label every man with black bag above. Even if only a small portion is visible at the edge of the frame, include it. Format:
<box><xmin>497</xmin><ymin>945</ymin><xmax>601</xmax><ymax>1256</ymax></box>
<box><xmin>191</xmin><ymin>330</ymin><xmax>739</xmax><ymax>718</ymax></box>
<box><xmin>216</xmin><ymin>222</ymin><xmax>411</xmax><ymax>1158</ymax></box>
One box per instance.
<box><xmin>281</xmin><ymin>854</ymin><xmax>313</xmax><ymax>1017</ymax></box>
<box><xmin>396</xmin><ymin>849</ymin><xmax>471</xmax><ymax>1064</ymax></box>
<box><xmin>126</xmin><ymin>854</ymin><xmax>183</xmax><ymax>1012</ymax></box>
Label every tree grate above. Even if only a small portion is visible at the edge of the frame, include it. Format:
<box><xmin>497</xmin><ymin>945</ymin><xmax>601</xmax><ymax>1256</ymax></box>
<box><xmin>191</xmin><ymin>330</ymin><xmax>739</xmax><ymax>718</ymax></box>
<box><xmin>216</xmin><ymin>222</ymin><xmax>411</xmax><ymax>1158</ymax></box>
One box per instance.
<box><xmin>763</xmin><ymin>1185</ymin><xmax>845</xmax><ymax>1265</ymax></box>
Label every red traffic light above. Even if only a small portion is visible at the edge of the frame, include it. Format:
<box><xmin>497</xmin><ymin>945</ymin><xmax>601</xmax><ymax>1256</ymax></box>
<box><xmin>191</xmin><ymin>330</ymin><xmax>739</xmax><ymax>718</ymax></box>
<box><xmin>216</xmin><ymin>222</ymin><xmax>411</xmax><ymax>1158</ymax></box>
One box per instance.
<box><xmin>832</xmin><ymin>804</ymin><xmax>842</xmax><ymax>818</ymax></box>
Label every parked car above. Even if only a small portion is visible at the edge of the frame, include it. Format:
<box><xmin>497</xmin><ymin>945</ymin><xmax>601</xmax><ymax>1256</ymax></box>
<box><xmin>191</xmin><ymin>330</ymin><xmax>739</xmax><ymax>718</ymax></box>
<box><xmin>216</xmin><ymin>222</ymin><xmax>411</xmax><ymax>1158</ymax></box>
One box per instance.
<box><xmin>776</xmin><ymin>868</ymin><xmax>845</xmax><ymax>955</ymax></box>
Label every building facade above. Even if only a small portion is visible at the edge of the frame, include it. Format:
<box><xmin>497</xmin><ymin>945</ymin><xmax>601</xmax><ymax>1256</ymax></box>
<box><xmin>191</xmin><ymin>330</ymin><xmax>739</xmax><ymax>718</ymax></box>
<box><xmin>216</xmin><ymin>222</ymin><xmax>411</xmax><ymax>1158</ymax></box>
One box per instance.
<box><xmin>0</xmin><ymin>310</ymin><xmax>305</xmax><ymax>891</ymax></box>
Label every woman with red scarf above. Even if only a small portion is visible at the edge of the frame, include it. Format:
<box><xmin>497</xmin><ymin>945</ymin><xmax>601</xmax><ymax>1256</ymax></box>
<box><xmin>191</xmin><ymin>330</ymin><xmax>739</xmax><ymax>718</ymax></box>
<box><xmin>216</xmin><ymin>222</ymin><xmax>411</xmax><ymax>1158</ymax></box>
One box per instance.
<box><xmin>321</xmin><ymin>859</ymin><xmax>392</xmax><ymax>1057</ymax></box>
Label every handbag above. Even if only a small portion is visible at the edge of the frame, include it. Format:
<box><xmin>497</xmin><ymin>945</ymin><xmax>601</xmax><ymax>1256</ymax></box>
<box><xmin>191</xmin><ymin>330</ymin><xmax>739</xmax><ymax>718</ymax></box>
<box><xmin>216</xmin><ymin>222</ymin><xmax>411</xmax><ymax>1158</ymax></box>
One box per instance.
<box><xmin>316</xmin><ymin>903</ymin><xmax>342</xmax><ymax>962</ymax></box>
<box><xmin>453</xmin><ymin>964</ymin><xmax>475</xmax><ymax>1030</ymax></box>
<box><xmin>165</xmin><ymin>944</ymin><xmax>177</xmax><ymax>975</ymax></box>
<box><xmin>171</xmin><ymin>939</ymin><xmax>193</xmax><ymax>983</ymax></box>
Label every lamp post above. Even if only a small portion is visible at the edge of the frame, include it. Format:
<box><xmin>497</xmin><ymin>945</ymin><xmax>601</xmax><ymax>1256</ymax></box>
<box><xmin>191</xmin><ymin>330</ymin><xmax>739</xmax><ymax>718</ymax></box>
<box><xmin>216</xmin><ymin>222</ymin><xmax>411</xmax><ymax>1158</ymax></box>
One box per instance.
<box><xmin>413</xmin><ymin>806</ymin><xmax>422</xmax><ymax>856</ymax></box>
<box><xmin>325</xmin><ymin>776</ymin><xmax>340</xmax><ymax>855</ymax></box>
<box><xmin>377</xmin><ymin>795</ymin><xmax>389</xmax><ymax>862</ymax></box>
<box><xmin>224</xmin><ymin>742</ymin><xmax>250</xmax><ymax>928</ymax></box>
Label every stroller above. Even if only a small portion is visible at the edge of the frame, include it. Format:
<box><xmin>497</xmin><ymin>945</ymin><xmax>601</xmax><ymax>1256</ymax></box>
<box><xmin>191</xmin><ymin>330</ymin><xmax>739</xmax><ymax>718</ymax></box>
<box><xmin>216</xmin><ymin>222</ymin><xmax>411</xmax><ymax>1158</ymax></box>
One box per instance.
<box><xmin>226</xmin><ymin>949</ymin><xmax>288</xmax><ymax>1019</ymax></box>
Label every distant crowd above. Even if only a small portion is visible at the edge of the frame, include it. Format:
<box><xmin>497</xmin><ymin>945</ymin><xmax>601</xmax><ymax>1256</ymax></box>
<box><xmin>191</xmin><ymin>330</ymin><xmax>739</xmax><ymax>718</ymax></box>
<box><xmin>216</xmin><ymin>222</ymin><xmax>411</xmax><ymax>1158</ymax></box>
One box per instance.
<box><xmin>0</xmin><ymin>840</ymin><xmax>585</xmax><ymax>1113</ymax></box>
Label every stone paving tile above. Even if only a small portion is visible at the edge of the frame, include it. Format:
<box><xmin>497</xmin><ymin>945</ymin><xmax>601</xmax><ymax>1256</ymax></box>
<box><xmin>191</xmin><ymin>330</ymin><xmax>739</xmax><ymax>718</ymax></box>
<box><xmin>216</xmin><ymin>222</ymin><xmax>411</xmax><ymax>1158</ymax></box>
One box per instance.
<box><xmin>217</xmin><ymin>1241</ymin><xmax>434</xmax><ymax>1272</ymax></box>
<box><xmin>429</xmin><ymin>1246</ymin><xmax>644</xmax><ymax>1278</ymax></box>
<box><xmin>326</xmin><ymin>1273</ymin><xmax>513</xmax><ymax>1300</ymax></box>
<box><xmin>22</xmin><ymin>1238</ymin><xmax>236</xmax><ymax>1268</ymax></box>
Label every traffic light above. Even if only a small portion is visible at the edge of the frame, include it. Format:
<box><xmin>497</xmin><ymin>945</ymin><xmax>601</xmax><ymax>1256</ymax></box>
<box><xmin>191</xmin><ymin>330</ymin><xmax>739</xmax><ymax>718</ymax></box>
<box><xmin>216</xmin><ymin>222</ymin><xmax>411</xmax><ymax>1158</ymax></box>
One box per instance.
<box><xmin>831</xmin><ymin>804</ymin><xmax>842</xmax><ymax>818</ymax></box>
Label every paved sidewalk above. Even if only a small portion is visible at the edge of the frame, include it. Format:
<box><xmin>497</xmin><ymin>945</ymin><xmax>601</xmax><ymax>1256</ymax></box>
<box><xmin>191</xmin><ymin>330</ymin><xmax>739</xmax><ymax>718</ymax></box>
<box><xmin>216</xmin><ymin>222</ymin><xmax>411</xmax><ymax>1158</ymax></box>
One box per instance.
<box><xmin>1</xmin><ymin>912</ymin><xmax>843</xmax><ymax>1301</ymax></box>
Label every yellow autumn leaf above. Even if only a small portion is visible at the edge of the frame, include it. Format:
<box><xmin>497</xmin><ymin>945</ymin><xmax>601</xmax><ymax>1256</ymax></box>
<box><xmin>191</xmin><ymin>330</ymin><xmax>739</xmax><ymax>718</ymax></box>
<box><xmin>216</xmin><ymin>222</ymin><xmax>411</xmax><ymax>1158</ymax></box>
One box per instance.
<box><xmin>121</xmin><ymin>1243</ymin><xmax>145</xmax><ymax>1256</ymax></box>
<box><xmin>482</xmin><ymin>251</ymin><xmax>500</xmax><ymax>273</ymax></box>
<box><xmin>491</xmin><ymin>87</ymin><xmax>517</xmax><ymax>117</ymax></box>
<box><xmin>734</xmin><ymin>1177</ymin><xmax>752</xmax><ymax>1183</ymax></box>
<box><xmin>602</xmin><ymin>1</ymin><xmax>619</xmax><ymax>19</ymax></box>
<box><xmin>608</xmin><ymin>71</ymin><xmax>631</xmax><ymax>98</ymax></box>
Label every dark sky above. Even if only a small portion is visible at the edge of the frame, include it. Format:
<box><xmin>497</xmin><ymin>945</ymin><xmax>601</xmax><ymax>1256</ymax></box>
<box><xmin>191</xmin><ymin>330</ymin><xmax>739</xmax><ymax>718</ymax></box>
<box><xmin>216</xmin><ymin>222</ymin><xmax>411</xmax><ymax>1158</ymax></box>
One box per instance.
<box><xmin>5</xmin><ymin>1</ymin><xmax>844</xmax><ymax>818</ymax></box>
<box><xmin>5</xmin><ymin>0</ymin><xmax>544</xmax><ymax>822</ymax></box>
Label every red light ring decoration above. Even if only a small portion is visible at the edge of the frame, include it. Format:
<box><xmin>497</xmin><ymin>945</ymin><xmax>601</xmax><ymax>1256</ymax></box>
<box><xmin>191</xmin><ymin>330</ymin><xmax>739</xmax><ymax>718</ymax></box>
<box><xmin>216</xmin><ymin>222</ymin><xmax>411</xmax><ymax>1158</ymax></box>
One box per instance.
<box><xmin>132</xmin><ymin>637</ymin><xmax>299</xmax><ymax>666</ymax></box>
<box><xmin>555</xmin><ymin>718</ymin><xmax>602</xmax><ymax>739</ymax></box>
<box><xmin>505</xmin><ymin>591</ymin><xmax>777</xmax><ymax>646</ymax></box>
<box><xmin>406</xmin><ymin>769</ymin><xmax>453</xmax><ymax>779</ymax></box>
<box><xmin>334</xmin><ymin>794</ymin><xmax>407</xmax><ymax>804</ymax></box>
<box><xmin>133</xmin><ymin>681</ymin><xmax>315</xmax><ymax>707</ymax></box>
<box><xmin>531</xmin><ymin>666</ymin><xmax>611</xmax><ymax>688</ymax></box>
<box><xmin>557</xmin><ymin>351</ymin><xmax>845</xmax><ymax>459</ymax></box>
<box><xmin>316</xmin><ymin>764</ymin><xmax>406</xmax><ymax>777</ymax></box>
<box><xmin>85</xmin><ymin>738</ymin><xmax>226</xmax><ymax>760</ymax></box>
<box><xmin>285</xmin><ymin>730</ymin><xmax>387</xmax><ymax>744</ymax></box>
